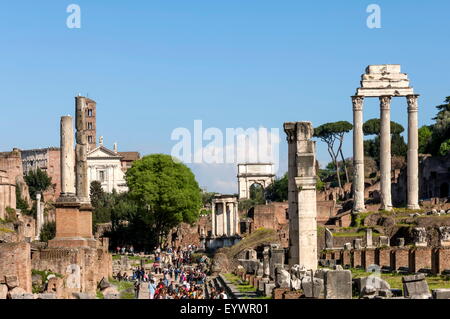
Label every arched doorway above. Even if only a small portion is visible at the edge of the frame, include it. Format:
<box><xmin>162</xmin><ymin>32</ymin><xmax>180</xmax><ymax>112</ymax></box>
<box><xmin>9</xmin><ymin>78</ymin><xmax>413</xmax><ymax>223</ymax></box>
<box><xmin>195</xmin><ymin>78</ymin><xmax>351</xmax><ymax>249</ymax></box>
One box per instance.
<box><xmin>249</xmin><ymin>183</ymin><xmax>265</xmax><ymax>204</ymax></box>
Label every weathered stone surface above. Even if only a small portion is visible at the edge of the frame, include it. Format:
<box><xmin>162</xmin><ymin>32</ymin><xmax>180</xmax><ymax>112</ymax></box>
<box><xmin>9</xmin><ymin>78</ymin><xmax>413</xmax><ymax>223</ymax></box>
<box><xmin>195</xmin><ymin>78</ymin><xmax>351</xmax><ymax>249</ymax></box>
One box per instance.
<box><xmin>37</xmin><ymin>293</ymin><xmax>57</xmax><ymax>299</ymax></box>
<box><xmin>301</xmin><ymin>276</ymin><xmax>323</xmax><ymax>298</ymax></box>
<box><xmin>264</xmin><ymin>283</ymin><xmax>276</xmax><ymax>297</ymax></box>
<box><xmin>379</xmin><ymin>236</ymin><xmax>390</xmax><ymax>247</ymax></box>
<box><xmin>412</xmin><ymin>227</ymin><xmax>427</xmax><ymax>247</ymax></box>
<box><xmin>98</xmin><ymin>277</ymin><xmax>111</xmax><ymax>290</ymax></box>
<box><xmin>0</xmin><ymin>284</ymin><xmax>8</xmax><ymax>299</ymax></box>
<box><xmin>354</xmin><ymin>239</ymin><xmax>363</xmax><ymax>250</ymax></box>
<box><xmin>72</xmin><ymin>292</ymin><xmax>96</xmax><ymax>299</ymax></box>
<box><xmin>5</xmin><ymin>275</ymin><xmax>18</xmax><ymax>289</ymax></box>
<box><xmin>432</xmin><ymin>289</ymin><xmax>450</xmax><ymax>299</ymax></box>
<box><xmin>8</xmin><ymin>287</ymin><xmax>28</xmax><ymax>299</ymax></box>
<box><xmin>402</xmin><ymin>274</ymin><xmax>431</xmax><ymax>299</ymax></box>
<box><xmin>325</xmin><ymin>228</ymin><xmax>334</xmax><ymax>249</ymax></box>
<box><xmin>324</xmin><ymin>270</ymin><xmax>352</xmax><ymax>299</ymax></box>
<box><xmin>354</xmin><ymin>276</ymin><xmax>391</xmax><ymax>298</ymax></box>
<box><xmin>275</xmin><ymin>265</ymin><xmax>291</xmax><ymax>289</ymax></box>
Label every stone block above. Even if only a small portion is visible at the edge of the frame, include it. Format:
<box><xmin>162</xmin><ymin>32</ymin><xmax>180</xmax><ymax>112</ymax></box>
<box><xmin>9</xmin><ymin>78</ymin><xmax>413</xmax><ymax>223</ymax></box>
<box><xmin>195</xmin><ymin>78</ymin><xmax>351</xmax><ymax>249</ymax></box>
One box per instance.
<box><xmin>0</xmin><ymin>284</ymin><xmax>8</xmax><ymax>299</ymax></box>
<box><xmin>324</xmin><ymin>270</ymin><xmax>352</xmax><ymax>299</ymax></box>
<box><xmin>72</xmin><ymin>292</ymin><xmax>96</xmax><ymax>299</ymax></box>
<box><xmin>402</xmin><ymin>274</ymin><xmax>431</xmax><ymax>299</ymax></box>
<box><xmin>273</xmin><ymin>288</ymin><xmax>290</xmax><ymax>299</ymax></box>
<box><xmin>283</xmin><ymin>291</ymin><xmax>302</xmax><ymax>299</ymax></box>
<box><xmin>301</xmin><ymin>276</ymin><xmax>323</xmax><ymax>298</ymax></box>
<box><xmin>37</xmin><ymin>293</ymin><xmax>57</xmax><ymax>299</ymax></box>
<box><xmin>264</xmin><ymin>283</ymin><xmax>275</xmax><ymax>297</ymax></box>
<box><xmin>432</xmin><ymin>289</ymin><xmax>450</xmax><ymax>299</ymax></box>
<box><xmin>5</xmin><ymin>275</ymin><xmax>18</xmax><ymax>289</ymax></box>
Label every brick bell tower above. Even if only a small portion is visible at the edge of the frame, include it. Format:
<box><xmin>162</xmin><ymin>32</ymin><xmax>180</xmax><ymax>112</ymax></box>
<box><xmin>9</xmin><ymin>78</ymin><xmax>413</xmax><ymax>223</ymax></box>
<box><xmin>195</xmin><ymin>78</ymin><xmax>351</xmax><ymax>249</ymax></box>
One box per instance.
<box><xmin>84</xmin><ymin>97</ymin><xmax>97</xmax><ymax>151</ymax></box>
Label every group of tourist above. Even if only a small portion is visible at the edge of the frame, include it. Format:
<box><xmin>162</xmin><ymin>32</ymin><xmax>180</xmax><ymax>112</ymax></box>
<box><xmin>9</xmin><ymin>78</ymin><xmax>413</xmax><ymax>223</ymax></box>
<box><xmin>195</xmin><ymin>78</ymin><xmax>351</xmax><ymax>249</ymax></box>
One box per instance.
<box><xmin>115</xmin><ymin>245</ymin><xmax>134</xmax><ymax>255</ymax></box>
<box><xmin>126</xmin><ymin>245</ymin><xmax>212</xmax><ymax>299</ymax></box>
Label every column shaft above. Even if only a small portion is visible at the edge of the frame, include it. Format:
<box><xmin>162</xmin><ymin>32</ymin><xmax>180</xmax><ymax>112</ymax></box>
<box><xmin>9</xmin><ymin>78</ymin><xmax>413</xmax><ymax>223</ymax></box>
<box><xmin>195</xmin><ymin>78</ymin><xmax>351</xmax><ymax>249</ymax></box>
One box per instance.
<box><xmin>60</xmin><ymin>116</ymin><xmax>76</xmax><ymax>196</ymax></box>
<box><xmin>380</xmin><ymin>96</ymin><xmax>393</xmax><ymax>210</ymax></box>
<box><xmin>407</xmin><ymin>95</ymin><xmax>420</xmax><ymax>209</ymax></box>
<box><xmin>211</xmin><ymin>201</ymin><xmax>216</xmax><ymax>237</ymax></box>
<box><xmin>352</xmin><ymin>96</ymin><xmax>366</xmax><ymax>212</ymax></box>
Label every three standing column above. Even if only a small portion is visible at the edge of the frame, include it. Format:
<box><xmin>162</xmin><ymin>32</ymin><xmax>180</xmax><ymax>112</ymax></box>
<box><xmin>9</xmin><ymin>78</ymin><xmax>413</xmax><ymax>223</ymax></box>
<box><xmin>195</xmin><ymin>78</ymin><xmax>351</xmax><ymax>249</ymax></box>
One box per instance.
<box><xmin>352</xmin><ymin>96</ymin><xmax>366</xmax><ymax>212</ymax></box>
<box><xmin>407</xmin><ymin>95</ymin><xmax>420</xmax><ymax>209</ymax></box>
<box><xmin>379</xmin><ymin>96</ymin><xmax>393</xmax><ymax>211</ymax></box>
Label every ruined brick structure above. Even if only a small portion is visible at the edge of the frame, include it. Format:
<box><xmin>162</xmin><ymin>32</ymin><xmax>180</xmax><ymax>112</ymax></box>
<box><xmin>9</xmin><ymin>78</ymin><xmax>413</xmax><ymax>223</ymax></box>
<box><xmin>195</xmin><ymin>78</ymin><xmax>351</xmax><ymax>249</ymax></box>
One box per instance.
<box><xmin>0</xmin><ymin>242</ymin><xmax>32</xmax><ymax>292</ymax></box>
<box><xmin>0</xmin><ymin>170</ymin><xmax>16</xmax><ymax>220</ymax></box>
<box><xmin>21</xmin><ymin>147</ymin><xmax>61</xmax><ymax>201</ymax></box>
<box><xmin>0</xmin><ymin>149</ymin><xmax>30</xmax><ymax>206</ymax></box>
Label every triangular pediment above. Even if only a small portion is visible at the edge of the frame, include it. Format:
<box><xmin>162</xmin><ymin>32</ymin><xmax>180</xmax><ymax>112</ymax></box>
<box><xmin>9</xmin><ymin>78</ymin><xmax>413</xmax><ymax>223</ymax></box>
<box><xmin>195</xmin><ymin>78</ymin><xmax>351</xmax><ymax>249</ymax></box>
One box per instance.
<box><xmin>87</xmin><ymin>146</ymin><xmax>122</xmax><ymax>159</ymax></box>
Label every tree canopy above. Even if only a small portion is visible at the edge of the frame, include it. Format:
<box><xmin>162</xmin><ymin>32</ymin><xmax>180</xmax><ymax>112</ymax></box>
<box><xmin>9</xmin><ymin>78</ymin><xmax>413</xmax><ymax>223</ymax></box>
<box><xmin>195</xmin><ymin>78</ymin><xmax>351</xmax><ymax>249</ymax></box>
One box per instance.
<box><xmin>24</xmin><ymin>168</ymin><xmax>52</xmax><ymax>200</ymax></box>
<box><xmin>265</xmin><ymin>174</ymin><xmax>288</xmax><ymax>202</ymax></box>
<box><xmin>125</xmin><ymin>154</ymin><xmax>202</xmax><ymax>247</ymax></box>
<box><xmin>314</xmin><ymin>121</ymin><xmax>353</xmax><ymax>189</ymax></box>
<box><xmin>363</xmin><ymin>118</ymin><xmax>405</xmax><ymax>136</ymax></box>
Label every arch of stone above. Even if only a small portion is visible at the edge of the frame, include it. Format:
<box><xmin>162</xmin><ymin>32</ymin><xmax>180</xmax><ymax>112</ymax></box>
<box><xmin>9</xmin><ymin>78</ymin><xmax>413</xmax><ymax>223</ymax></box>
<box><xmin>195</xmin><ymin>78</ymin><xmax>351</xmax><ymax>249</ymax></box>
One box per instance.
<box><xmin>352</xmin><ymin>64</ymin><xmax>420</xmax><ymax>212</ymax></box>
<box><xmin>237</xmin><ymin>163</ymin><xmax>275</xmax><ymax>200</ymax></box>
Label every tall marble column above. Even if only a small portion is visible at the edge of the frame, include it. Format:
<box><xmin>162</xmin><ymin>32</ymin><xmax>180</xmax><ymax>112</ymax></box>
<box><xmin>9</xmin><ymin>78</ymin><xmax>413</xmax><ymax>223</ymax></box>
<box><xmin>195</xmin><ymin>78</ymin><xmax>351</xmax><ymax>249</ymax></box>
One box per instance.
<box><xmin>284</xmin><ymin>122</ymin><xmax>318</xmax><ymax>270</ymax></box>
<box><xmin>352</xmin><ymin>96</ymin><xmax>366</xmax><ymax>212</ymax></box>
<box><xmin>75</xmin><ymin>97</ymin><xmax>90</xmax><ymax>203</ymax></box>
<box><xmin>407</xmin><ymin>95</ymin><xmax>420</xmax><ymax>209</ymax></box>
<box><xmin>60</xmin><ymin>116</ymin><xmax>76</xmax><ymax>196</ymax></box>
<box><xmin>35</xmin><ymin>193</ymin><xmax>42</xmax><ymax>240</ymax></box>
<box><xmin>211</xmin><ymin>201</ymin><xmax>216</xmax><ymax>237</ymax></box>
<box><xmin>222</xmin><ymin>201</ymin><xmax>227</xmax><ymax>236</ymax></box>
<box><xmin>379</xmin><ymin>96</ymin><xmax>393</xmax><ymax>211</ymax></box>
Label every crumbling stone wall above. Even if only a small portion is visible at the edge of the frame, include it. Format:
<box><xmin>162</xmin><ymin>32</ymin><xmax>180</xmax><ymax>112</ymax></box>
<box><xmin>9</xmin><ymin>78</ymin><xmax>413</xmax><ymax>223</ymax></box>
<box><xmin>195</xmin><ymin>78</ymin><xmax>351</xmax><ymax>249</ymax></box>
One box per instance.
<box><xmin>0</xmin><ymin>149</ymin><xmax>30</xmax><ymax>206</ymax></box>
<box><xmin>250</xmin><ymin>203</ymin><xmax>289</xmax><ymax>248</ymax></box>
<box><xmin>0</xmin><ymin>242</ymin><xmax>32</xmax><ymax>292</ymax></box>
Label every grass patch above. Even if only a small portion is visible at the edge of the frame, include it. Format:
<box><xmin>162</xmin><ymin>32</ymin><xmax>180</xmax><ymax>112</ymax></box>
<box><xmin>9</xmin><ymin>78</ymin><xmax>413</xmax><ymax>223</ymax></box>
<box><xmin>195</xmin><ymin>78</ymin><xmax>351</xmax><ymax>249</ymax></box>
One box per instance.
<box><xmin>0</xmin><ymin>227</ymin><xmax>14</xmax><ymax>233</ymax></box>
<box><xmin>223</xmin><ymin>273</ymin><xmax>257</xmax><ymax>294</ymax></box>
<box><xmin>222</xmin><ymin>228</ymin><xmax>278</xmax><ymax>259</ymax></box>
<box><xmin>109</xmin><ymin>278</ymin><xmax>135</xmax><ymax>299</ymax></box>
<box><xmin>349</xmin><ymin>268</ymin><xmax>450</xmax><ymax>290</ymax></box>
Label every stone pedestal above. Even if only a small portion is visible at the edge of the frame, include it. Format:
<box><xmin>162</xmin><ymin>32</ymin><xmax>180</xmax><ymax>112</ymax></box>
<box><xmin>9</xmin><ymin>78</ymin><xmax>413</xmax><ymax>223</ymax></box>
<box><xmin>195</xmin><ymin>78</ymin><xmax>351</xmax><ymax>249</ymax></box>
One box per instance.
<box><xmin>48</xmin><ymin>198</ymin><xmax>95</xmax><ymax>249</ymax></box>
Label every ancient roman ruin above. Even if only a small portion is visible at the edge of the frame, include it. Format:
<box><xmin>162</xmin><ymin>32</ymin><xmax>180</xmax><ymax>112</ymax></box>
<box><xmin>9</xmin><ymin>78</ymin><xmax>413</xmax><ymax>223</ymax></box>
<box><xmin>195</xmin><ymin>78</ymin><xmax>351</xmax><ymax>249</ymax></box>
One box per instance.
<box><xmin>352</xmin><ymin>65</ymin><xmax>420</xmax><ymax>212</ymax></box>
<box><xmin>1</xmin><ymin>64</ymin><xmax>450</xmax><ymax>300</ymax></box>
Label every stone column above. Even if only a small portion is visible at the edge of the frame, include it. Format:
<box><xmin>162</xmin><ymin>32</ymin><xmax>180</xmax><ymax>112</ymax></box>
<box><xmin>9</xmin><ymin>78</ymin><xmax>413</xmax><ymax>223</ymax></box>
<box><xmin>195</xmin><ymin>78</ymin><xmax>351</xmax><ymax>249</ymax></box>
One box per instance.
<box><xmin>75</xmin><ymin>97</ymin><xmax>90</xmax><ymax>203</ymax></box>
<box><xmin>227</xmin><ymin>202</ymin><xmax>233</xmax><ymax>235</ymax></box>
<box><xmin>284</xmin><ymin>122</ymin><xmax>318</xmax><ymax>270</ymax></box>
<box><xmin>352</xmin><ymin>96</ymin><xmax>366</xmax><ymax>212</ymax></box>
<box><xmin>234</xmin><ymin>202</ymin><xmax>239</xmax><ymax>235</ymax></box>
<box><xmin>60</xmin><ymin>116</ymin><xmax>76</xmax><ymax>196</ymax></box>
<box><xmin>35</xmin><ymin>193</ymin><xmax>42</xmax><ymax>240</ymax></box>
<box><xmin>263</xmin><ymin>246</ymin><xmax>270</xmax><ymax>278</ymax></box>
<box><xmin>211</xmin><ymin>201</ymin><xmax>216</xmax><ymax>237</ymax></box>
<box><xmin>222</xmin><ymin>201</ymin><xmax>227</xmax><ymax>236</ymax></box>
<box><xmin>407</xmin><ymin>95</ymin><xmax>420</xmax><ymax>209</ymax></box>
<box><xmin>379</xmin><ymin>96</ymin><xmax>393</xmax><ymax>211</ymax></box>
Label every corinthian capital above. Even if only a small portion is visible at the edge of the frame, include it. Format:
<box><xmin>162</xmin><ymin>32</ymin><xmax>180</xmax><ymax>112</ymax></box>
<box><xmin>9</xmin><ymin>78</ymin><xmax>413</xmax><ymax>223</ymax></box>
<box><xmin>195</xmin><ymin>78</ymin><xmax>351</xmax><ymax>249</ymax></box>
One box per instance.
<box><xmin>283</xmin><ymin>122</ymin><xmax>297</xmax><ymax>143</ymax></box>
<box><xmin>406</xmin><ymin>94</ymin><xmax>419</xmax><ymax>111</ymax></box>
<box><xmin>352</xmin><ymin>96</ymin><xmax>364</xmax><ymax>111</ymax></box>
<box><xmin>380</xmin><ymin>96</ymin><xmax>392</xmax><ymax>110</ymax></box>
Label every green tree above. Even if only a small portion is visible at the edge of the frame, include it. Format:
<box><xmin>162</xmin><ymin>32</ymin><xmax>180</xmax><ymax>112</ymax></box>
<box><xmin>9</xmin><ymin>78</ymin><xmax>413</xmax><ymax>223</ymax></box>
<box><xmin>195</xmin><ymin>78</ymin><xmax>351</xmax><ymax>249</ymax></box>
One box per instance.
<box><xmin>363</xmin><ymin>119</ymin><xmax>407</xmax><ymax>161</ymax></box>
<box><xmin>16</xmin><ymin>184</ymin><xmax>30</xmax><ymax>213</ymax></box>
<box><xmin>265</xmin><ymin>174</ymin><xmax>288</xmax><ymax>202</ymax></box>
<box><xmin>418</xmin><ymin>125</ymin><xmax>433</xmax><ymax>154</ymax></box>
<box><xmin>314</xmin><ymin>121</ymin><xmax>353</xmax><ymax>189</ymax></box>
<box><xmin>40</xmin><ymin>221</ymin><xmax>56</xmax><ymax>242</ymax></box>
<box><xmin>427</xmin><ymin>97</ymin><xmax>450</xmax><ymax>155</ymax></box>
<box><xmin>24</xmin><ymin>168</ymin><xmax>52</xmax><ymax>200</ymax></box>
<box><xmin>439</xmin><ymin>139</ymin><xmax>450</xmax><ymax>156</ymax></box>
<box><xmin>125</xmin><ymin>154</ymin><xmax>202</xmax><ymax>248</ymax></box>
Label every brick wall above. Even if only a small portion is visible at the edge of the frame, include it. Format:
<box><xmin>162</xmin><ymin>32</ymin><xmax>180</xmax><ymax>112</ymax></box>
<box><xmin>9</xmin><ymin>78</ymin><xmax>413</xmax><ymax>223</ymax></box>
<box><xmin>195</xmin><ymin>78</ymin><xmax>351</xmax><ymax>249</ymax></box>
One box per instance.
<box><xmin>0</xmin><ymin>242</ymin><xmax>32</xmax><ymax>292</ymax></box>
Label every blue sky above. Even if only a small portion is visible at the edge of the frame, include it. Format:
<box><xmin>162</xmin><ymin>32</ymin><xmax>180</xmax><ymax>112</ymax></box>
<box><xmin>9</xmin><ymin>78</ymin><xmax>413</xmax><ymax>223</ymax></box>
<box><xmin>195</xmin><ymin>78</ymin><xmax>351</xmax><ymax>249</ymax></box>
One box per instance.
<box><xmin>1</xmin><ymin>1</ymin><xmax>449</xmax><ymax>194</ymax></box>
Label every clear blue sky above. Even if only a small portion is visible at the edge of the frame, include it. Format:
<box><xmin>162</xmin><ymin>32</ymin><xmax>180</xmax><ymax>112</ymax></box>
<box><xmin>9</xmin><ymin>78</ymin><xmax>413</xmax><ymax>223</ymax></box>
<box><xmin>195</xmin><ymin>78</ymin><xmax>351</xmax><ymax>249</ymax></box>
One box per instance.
<box><xmin>1</xmin><ymin>1</ymin><xmax>449</xmax><ymax>193</ymax></box>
